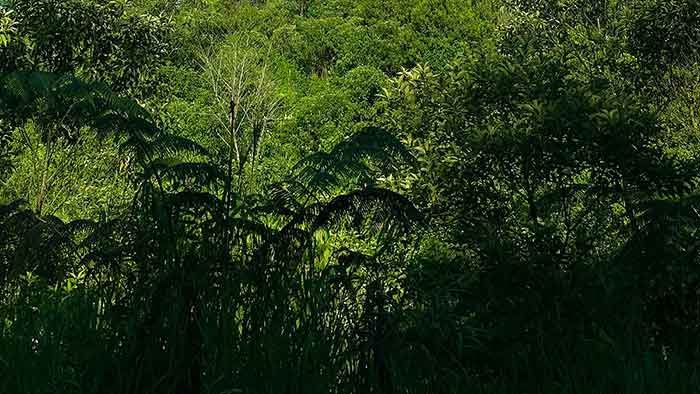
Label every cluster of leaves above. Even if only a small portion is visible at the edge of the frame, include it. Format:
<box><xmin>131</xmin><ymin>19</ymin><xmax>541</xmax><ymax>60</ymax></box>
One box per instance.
<box><xmin>1</xmin><ymin>0</ymin><xmax>172</xmax><ymax>93</ymax></box>
<box><xmin>374</xmin><ymin>0</ymin><xmax>700</xmax><ymax>388</ymax></box>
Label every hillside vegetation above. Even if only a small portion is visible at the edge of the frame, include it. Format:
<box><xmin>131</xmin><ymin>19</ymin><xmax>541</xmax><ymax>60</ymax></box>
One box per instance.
<box><xmin>2</xmin><ymin>0</ymin><xmax>700</xmax><ymax>393</ymax></box>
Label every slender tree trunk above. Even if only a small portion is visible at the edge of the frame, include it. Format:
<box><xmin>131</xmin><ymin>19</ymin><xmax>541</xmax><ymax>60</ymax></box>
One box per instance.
<box><xmin>35</xmin><ymin>128</ymin><xmax>53</xmax><ymax>216</ymax></box>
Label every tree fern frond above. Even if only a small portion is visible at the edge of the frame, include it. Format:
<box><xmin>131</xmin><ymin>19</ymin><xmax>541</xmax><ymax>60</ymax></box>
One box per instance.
<box><xmin>225</xmin><ymin>217</ymin><xmax>274</xmax><ymax>240</ymax></box>
<box><xmin>142</xmin><ymin>159</ymin><xmax>223</xmax><ymax>189</ymax></box>
<box><xmin>292</xmin><ymin>152</ymin><xmax>372</xmax><ymax>197</ymax></box>
<box><xmin>329</xmin><ymin>126</ymin><xmax>414</xmax><ymax>169</ymax></box>
<box><xmin>126</xmin><ymin>133</ymin><xmax>209</xmax><ymax>164</ymax></box>
<box><xmin>263</xmin><ymin>183</ymin><xmax>305</xmax><ymax>217</ymax></box>
<box><xmin>288</xmin><ymin>127</ymin><xmax>414</xmax><ymax>197</ymax></box>
<box><xmin>310</xmin><ymin>187</ymin><xmax>421</xmax><ymax>237</ymax></box>
<box><xmin>1</xmin><ymin>71</ymin><xmax>158</xmax><ymax>141</ymax></box>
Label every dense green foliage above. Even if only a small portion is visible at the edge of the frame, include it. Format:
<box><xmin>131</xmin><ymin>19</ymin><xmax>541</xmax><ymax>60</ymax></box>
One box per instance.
<box><xmin>3</xmin><ymin>0</ymin><xmax>700</xmax><ymax>393</ymax></box>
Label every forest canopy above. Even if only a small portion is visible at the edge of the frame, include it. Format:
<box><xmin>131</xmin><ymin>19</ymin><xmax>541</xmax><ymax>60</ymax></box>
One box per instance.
<box><xmin>2</xmin><ymin>1</ymin><xmax>700</xmax><ymax>393</ymax></box>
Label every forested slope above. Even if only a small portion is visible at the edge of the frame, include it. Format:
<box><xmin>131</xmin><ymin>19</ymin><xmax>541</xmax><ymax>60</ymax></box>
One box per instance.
<box><xmin>2</xmin><ymin>0</ymin><xmax>700</xmax><ymax>393</ymax></box>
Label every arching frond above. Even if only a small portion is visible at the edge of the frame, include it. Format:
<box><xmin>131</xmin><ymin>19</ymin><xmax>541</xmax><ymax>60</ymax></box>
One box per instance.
<box><xmin>289</xmin><ymin>126</ymin><xmax>414</xmax><ymax>199</ymax></box>
<box><xmin>292</xmin><ymin>151</ymin><xmax>372</xmax><ymax>198</ymax></box>
<box><xmin>265</xmin><ymin>182</ymin><xmax>314</xmax><ymax>216</ymax></box>
<box><xmin>0</xmin><ymin>71</ymin><xmax>157</xmax><ymax>141</ymax></box>
<box><xmin>310</xmin><ymin>187</ymin><xmax>422</xmax><ymax>238</ymax></box>
<box><xmin>328</xmin><ymin>126</ymin><xmax>415</xmax><ymax>169</ymax></box>
<box><xmin>225</xmin><ymin>217</ymin><xmax>275</xmax><ymax>240</ymax></box>
<box><xmin>123</xmin><ymin>133</ymin><xmax>209</xmax><ymax>164</ymax></box>
<box><xmin>142</xmin><ymin>159</ymin><xmax>223</xmax><ymax>190</ymax></box>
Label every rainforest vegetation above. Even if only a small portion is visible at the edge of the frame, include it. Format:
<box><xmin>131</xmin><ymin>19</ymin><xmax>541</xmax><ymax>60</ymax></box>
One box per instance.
<box><xmin>2</xmin><ymin>0</ymin><xmax>700</xmax><ymax>393</ymax></box>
